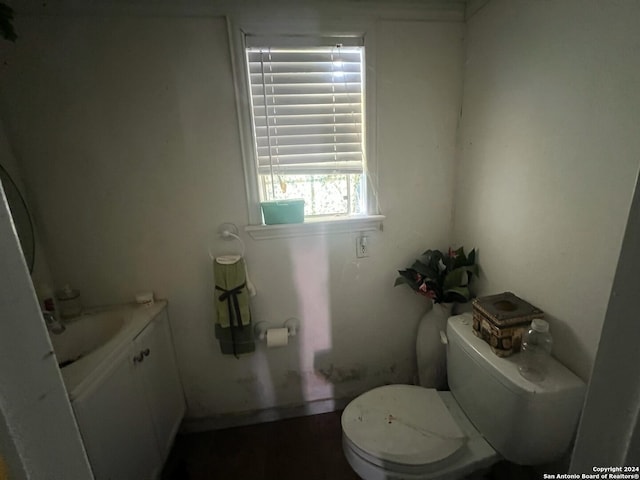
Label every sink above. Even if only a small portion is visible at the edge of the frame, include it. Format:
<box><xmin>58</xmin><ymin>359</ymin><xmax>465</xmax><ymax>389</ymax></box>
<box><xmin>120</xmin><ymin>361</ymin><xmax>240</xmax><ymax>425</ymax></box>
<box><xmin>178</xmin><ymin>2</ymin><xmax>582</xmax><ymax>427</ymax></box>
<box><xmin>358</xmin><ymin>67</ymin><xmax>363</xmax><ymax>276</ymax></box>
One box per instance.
<box><xmin>50</xmin><ymin>310</ymin><xmax>126</xmax><ymax>368</ymax></box>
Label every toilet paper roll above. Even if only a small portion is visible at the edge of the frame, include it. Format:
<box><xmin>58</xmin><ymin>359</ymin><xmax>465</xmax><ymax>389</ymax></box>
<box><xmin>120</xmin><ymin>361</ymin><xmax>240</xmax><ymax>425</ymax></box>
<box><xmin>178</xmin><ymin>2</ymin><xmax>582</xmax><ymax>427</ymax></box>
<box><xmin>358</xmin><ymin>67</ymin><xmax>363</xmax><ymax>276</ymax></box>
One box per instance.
<box><xmin>266</xmin><ymin>328</ymin><xmax>289</xmax><ymax>348</ymax></box>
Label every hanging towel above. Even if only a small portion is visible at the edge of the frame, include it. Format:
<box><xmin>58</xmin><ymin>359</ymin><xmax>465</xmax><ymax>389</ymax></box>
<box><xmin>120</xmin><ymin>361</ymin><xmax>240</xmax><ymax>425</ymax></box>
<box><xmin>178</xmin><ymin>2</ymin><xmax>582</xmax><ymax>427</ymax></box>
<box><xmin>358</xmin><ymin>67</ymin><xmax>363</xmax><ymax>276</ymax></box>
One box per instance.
<box><xmin>214</xmin><ymin>257</ymin><xmax>251</xmax><ymax>328</ymax></box>
<box><xmin>214</xmin><ymin>257</ymin><xmax>254</xmax><ymax>357</ymax></box>
<box><xmin>214</xmin><ymin>323</ymin><xmax>255</xmax><ymax>356</ymax></box>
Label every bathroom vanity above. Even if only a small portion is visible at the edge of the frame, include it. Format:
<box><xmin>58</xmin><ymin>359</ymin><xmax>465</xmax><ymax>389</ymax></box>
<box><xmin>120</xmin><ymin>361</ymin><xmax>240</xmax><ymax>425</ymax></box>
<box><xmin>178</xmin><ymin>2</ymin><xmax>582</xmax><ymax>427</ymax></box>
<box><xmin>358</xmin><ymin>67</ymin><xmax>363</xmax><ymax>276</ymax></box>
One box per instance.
<box><xmin>56</xmin><ymin>302</ymin><xmax>185</xmax><ymax>480</ymax></box>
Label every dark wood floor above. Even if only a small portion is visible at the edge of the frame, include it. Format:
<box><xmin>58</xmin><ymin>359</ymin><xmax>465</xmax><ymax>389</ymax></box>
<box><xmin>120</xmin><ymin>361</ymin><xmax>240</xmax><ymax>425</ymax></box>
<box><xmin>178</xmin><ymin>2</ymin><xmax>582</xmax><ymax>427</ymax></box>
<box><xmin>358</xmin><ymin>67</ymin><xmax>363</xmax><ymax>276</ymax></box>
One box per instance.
<box><xmin>162</xmin><ymin>410</ymin><xmax>360</xmax><ymax>480</ymax></box>
<box><xmin>161</xmin><ymin>410</ymin><xmax>540</xmax><ymax>480</ymax></box>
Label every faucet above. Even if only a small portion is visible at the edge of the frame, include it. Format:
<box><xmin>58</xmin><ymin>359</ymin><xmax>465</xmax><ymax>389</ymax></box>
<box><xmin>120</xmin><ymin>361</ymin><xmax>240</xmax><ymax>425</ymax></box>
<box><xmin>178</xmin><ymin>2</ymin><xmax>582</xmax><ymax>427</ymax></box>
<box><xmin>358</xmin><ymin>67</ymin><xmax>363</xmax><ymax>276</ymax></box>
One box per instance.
<box><xmin>43</xmin><ymin>311</ymin><xmax>65</xmax><ymax>334</ymax></box>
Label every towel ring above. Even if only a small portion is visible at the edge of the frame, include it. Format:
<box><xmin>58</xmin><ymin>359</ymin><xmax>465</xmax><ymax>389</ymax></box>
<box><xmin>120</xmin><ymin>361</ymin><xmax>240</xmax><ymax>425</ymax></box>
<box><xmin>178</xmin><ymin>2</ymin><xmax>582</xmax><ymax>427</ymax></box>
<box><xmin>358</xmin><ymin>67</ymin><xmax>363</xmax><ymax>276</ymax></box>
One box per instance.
<box><xmin>209</xmin><ymin>223</ymin><xmax>256</xmax><ymax>297</ymax></box>
<box><xmin>208</xmin><ymin>223</ymin><xmax>245</xmax><ymax>259</ymax></box>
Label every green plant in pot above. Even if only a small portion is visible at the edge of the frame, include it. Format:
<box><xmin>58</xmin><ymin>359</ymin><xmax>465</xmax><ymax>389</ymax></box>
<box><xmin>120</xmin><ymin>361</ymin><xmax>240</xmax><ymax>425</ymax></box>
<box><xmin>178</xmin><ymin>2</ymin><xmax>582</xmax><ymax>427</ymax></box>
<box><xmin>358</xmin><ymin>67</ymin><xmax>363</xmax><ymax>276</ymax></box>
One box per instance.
<box><xmin>395</xmin><ymin>247</ymin><xmax>478</xmax><ymax>304</ymax></box>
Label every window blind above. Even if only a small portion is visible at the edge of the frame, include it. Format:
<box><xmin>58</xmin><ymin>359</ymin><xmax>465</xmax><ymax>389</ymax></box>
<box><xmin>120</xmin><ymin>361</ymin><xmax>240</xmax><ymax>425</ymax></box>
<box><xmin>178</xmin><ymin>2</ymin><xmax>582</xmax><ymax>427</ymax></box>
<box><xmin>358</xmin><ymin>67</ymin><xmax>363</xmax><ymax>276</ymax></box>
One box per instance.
<box><xmin>245</xmin><ymin>46</ymin><xmax>365</xmax><ymax>176</ymax></box>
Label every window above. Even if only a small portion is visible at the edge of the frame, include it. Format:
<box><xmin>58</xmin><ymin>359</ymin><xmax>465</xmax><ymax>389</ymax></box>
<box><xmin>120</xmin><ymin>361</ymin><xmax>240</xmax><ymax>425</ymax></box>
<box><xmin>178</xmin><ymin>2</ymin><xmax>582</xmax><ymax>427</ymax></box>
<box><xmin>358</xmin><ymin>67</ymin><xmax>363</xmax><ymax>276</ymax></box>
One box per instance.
<box><xmin>239</xmin><ymin>34</ymin><xmax>374</xmax><ymax>223</ymax></box>
<box><xmin>229</xmin><ymin>24</ymin><xmax>381</xmax><ymax>234</ymax></box>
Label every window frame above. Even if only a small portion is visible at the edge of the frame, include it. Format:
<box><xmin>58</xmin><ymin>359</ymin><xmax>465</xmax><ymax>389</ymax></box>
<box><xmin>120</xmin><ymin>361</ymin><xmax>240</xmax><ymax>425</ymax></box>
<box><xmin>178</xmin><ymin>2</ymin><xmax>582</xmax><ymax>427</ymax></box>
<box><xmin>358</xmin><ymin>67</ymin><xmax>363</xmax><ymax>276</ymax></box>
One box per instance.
<box><xmin>227</xmin><ymin>16</ymin><xmax>380</xmax><ymax>232</ymax></box>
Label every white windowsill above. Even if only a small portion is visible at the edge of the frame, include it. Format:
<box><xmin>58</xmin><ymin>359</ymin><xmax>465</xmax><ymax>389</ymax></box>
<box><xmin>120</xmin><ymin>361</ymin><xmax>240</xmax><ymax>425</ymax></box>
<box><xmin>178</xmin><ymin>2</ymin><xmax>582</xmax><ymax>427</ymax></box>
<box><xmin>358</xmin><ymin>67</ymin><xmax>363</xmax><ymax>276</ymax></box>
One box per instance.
<box><xmin>245</xmin><ymin>215</ymin><xmax>385</xmax><ymax>240</ymax></box>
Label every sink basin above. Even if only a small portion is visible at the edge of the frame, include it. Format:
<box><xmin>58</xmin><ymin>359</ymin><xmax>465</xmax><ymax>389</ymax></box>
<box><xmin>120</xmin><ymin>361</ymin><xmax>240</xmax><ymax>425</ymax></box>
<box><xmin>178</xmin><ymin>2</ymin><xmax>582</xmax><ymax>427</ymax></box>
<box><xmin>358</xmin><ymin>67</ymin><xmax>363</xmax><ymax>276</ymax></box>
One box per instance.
<box><xmin>50</xmin><ymin>310</ymin><xmax>126</xmax><ymax>368</ymax></box>
<box><xmin>52</xmin><ymin>301</ymin><xmax>166</xmax><ymax>400</ymax></box>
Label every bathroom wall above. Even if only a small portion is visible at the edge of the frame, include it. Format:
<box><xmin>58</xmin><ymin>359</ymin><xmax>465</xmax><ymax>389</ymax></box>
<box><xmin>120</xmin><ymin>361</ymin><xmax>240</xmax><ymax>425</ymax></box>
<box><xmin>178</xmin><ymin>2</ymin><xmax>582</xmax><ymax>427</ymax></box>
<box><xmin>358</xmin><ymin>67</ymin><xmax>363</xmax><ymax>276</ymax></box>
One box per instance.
<box><xmin>452</xmin><ymin>0</ymin><xmax>640</xmax><ymax>380</ymax></box>
<box><xmin>0</xmin><ymin>9</ymin><xmax>464</xmax><ymax>418</ymax></box>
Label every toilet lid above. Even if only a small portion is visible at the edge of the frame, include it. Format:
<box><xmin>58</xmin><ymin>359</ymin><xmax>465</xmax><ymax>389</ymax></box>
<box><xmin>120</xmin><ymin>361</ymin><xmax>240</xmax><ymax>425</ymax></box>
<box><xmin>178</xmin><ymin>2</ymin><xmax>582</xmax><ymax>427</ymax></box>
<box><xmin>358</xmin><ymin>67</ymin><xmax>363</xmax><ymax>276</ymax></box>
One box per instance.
<box><xmin>342</xmin><ymin>385</ymin><xmax>467</xmax><ymax>466</ymax></box>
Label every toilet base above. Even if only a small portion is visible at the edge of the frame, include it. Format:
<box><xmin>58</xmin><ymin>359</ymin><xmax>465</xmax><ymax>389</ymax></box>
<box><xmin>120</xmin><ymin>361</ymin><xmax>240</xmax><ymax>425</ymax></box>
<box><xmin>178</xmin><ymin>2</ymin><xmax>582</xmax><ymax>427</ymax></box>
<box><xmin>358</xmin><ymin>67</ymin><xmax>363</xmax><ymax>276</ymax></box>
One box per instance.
<box><xmin>342</xmin><ymin>391</ymin><xmax>499</xmax><ymax>480</ymax></box>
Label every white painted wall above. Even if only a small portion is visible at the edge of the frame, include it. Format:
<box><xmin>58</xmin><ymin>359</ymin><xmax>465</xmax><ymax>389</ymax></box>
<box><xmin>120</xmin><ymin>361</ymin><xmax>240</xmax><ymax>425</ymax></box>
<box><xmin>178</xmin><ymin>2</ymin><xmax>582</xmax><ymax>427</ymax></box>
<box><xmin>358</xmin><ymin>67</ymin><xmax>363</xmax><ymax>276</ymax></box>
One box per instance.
<box><xmin>452</xmin><ymin>0</ymin><xmax>640</xmax><ymax>380</ymax></box>
<box><xmin>0</xmin><ymin>124</ymin><xmax>93</xmax><ymax>478</ymax></box>
<box><xmin>0</xmin><ymin>13</ymin><xmax>463</xmax><ymax>418</ymax></box>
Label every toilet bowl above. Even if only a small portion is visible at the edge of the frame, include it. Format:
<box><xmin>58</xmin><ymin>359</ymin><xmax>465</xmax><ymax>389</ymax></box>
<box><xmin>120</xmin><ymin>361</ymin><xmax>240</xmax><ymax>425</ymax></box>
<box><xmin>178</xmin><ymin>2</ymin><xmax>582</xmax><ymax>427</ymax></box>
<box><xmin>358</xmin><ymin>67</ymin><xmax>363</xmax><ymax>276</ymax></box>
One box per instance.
<box><xmin>341</xmin><ymin>313</ymin><xmax>586</xmax><ymax>479</ymax></box>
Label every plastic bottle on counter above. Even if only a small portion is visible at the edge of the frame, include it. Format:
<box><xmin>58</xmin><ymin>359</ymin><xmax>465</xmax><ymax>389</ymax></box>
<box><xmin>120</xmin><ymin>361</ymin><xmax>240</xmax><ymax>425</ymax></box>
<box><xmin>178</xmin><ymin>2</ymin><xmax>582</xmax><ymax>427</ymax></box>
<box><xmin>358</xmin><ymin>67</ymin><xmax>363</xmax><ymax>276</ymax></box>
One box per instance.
<box><xmin>518</xmin><ymin>318</ymin><xmax>553</xmax><ymax>382</ymax></box>
<box><xmin>55</xmin><ymin>285</ymin><xmax>82</xmax><ymax>319</ymax></box>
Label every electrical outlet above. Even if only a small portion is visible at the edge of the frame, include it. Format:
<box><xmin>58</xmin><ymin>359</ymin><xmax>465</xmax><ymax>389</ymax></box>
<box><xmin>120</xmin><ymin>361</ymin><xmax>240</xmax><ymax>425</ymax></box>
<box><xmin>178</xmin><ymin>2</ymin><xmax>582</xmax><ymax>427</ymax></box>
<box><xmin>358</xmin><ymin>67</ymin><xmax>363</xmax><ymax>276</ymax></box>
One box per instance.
<box><xmin>356</xmin><ymin>236</ymin><xmax>369</xmax><ymax>258</ymax></box>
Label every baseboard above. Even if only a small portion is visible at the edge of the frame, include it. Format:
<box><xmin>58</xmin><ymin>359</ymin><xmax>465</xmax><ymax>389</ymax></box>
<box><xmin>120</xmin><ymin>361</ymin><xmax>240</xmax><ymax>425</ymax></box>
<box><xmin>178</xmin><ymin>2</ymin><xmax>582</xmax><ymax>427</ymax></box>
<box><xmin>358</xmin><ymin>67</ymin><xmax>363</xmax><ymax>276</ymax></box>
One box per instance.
<box><xmin>179</xmin><ymin>397</ymin><xmax>353</xmax><ymax>433</ymax></box>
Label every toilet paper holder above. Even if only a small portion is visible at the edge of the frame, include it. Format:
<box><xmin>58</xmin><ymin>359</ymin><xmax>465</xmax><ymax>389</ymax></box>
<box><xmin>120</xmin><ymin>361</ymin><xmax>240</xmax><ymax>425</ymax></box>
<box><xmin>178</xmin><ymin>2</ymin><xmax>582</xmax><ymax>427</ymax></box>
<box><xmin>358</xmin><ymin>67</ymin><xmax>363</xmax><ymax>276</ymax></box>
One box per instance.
<box><xmin>254</xmin><ymin>318</ymin><xmax>300</xmax><ymax>341</ymax></box>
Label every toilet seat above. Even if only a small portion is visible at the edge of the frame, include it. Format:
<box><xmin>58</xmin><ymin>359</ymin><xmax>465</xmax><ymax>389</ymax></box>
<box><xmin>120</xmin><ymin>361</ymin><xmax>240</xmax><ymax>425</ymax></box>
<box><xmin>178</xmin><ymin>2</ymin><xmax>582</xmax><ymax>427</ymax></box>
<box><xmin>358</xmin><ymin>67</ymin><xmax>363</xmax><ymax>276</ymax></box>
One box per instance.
<box><xmin>342</xmin><ymin>385</ymin><xmax>466</xmax><ymax>466</ymax></box>
<box><xmin>342</xmin><ymin>386</ymin><xmax>498</xmax><ymax>479</ymax></box>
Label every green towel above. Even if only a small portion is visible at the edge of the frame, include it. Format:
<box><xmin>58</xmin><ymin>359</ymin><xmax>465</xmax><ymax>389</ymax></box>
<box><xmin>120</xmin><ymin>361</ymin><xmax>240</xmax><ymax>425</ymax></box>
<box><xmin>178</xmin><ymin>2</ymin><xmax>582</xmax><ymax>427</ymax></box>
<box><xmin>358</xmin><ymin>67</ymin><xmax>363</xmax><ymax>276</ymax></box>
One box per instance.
<box><xmin>214</xmin><ymin>257</ymin><xmax>254</xmax><ymax>357</ymax></box>
<box><xmin>214</xmin><ymin>258</ymin><xmax>251</xmax><ymax>328</ymax></box>
<box><xmin>215</xmin><ymin>323</ymin><xmax>255</xmax><ymax>355</ymax></box>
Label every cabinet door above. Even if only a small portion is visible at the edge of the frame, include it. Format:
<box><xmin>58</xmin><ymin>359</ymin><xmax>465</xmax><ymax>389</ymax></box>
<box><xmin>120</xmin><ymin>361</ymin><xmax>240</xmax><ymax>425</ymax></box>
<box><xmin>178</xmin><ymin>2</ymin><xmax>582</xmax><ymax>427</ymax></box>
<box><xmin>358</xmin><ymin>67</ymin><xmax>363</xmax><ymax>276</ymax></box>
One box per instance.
<box><xmin>72</xmin><ymin>344</ymin><xmax>161</xmax><ymax>480</ymax></box>
<box><xmin>135</xmin><ymin>310</ymin><xmax>186</xmax><ymax>461</ymax></box>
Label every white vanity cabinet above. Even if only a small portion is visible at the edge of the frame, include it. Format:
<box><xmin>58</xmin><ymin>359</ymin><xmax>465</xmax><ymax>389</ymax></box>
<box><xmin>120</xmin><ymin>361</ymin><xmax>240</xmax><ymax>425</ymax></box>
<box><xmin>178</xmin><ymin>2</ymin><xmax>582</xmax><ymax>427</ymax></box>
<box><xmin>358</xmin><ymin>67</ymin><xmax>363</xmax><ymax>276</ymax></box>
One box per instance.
<box><xmin>134</xmin><ymin>309</ymin><xmax>186</xmax><ymax>461</ymax></box>
<box><xmin>72</xmin><ymin>308</ymin><xmax>185</xmax><ymax>480</ymax></box>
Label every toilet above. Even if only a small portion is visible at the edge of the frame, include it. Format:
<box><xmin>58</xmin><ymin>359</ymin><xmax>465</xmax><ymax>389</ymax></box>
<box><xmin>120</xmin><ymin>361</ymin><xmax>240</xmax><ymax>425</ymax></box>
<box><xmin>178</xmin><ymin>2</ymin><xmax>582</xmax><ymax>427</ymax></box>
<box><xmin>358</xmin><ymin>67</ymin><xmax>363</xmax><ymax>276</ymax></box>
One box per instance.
<box><xmin>341</xmin><ymin>313</ymin><xmax>586</xmax><ymax>479</ymax></box>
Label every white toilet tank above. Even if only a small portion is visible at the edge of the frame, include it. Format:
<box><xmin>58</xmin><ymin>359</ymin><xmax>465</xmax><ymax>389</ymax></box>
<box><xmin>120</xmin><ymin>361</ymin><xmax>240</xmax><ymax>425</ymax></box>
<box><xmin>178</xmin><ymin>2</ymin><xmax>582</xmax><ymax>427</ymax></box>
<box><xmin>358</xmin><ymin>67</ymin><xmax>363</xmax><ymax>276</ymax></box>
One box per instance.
<box><xmin>446</xmin><ymin>314</ymin><xmax>586</xmax><ymax>465</ymax></box>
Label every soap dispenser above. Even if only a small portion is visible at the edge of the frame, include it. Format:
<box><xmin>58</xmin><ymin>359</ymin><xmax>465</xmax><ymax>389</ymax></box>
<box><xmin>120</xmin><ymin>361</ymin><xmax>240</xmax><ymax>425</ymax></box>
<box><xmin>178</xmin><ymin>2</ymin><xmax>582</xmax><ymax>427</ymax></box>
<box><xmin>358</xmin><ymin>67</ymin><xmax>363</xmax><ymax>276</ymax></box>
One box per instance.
<box><xmin>55</xmin><ymin>285</ymin><xmax>82</xmax><ymax>319</ymax></box>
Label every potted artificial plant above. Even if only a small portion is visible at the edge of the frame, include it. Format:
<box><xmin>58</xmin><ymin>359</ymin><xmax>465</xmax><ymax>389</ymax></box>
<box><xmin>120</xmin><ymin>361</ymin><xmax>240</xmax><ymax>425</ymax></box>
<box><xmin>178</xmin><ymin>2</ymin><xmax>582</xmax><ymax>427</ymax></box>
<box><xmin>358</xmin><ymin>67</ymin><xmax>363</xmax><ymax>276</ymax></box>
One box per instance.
<box><xmin>395</xmin><ymin>247</ymin><xmax>478</xmax><ymax>389</ymax></box>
